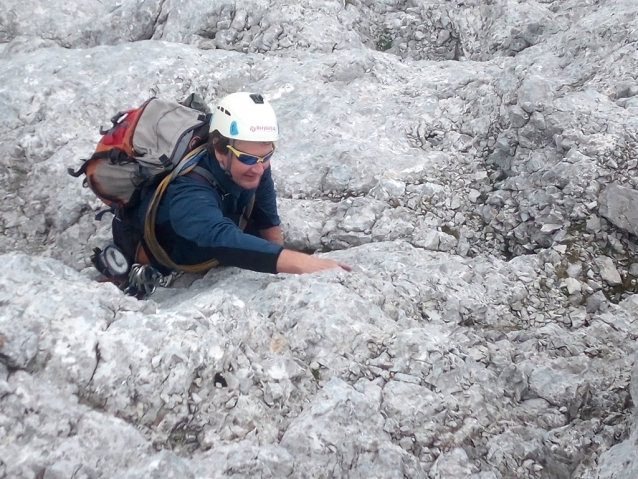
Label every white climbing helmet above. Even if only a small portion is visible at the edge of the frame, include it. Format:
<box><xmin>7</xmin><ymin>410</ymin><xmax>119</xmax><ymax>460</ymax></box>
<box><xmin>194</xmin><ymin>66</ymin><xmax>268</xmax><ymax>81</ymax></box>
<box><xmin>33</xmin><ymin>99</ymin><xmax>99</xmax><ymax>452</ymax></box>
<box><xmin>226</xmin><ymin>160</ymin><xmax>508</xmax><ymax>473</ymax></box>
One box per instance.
<box><xmin>210</xmin><ymin>92</ymin><xmax>279</xmax><ymax>142</ymax></box>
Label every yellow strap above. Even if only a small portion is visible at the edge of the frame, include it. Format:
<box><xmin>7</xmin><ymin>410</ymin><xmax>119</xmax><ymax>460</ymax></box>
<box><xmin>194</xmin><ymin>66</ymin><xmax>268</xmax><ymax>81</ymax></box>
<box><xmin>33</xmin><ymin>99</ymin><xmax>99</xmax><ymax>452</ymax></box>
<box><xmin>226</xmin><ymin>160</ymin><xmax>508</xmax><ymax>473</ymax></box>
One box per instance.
<box><xmin>143</xmin><ymin>145</ymin><xmax>255</xmax><ymax>273</ymax></box>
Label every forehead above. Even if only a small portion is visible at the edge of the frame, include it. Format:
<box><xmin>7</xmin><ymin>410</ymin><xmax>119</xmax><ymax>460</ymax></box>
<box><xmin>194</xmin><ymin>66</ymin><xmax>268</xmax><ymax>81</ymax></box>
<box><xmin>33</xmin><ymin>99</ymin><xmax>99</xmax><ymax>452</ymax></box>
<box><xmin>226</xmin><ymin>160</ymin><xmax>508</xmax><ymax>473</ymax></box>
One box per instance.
<box><xmin>232</xmin><ymin>140</ymin><xmax>274</xmax><ymax>154</ymax></box>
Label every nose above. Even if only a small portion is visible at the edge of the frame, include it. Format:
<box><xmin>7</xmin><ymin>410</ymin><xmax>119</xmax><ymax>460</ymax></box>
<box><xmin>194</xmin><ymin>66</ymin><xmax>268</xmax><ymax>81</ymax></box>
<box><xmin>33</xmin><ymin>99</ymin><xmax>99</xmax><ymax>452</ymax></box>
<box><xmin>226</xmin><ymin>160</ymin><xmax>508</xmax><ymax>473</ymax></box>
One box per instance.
<box><xmin>250</xmin><ymin>161</ymin><xmax>265</xmax><ymax>174</ymax></box>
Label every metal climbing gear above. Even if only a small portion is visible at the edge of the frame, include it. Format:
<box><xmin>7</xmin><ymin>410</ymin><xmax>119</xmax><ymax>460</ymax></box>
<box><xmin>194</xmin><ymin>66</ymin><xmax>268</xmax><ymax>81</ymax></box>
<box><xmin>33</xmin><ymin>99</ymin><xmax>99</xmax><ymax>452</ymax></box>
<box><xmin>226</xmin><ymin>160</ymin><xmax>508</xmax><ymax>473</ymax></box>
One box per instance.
<box><xmin>91</xmin><ymin>244</ymin><xmax>130</xmax><ymax>278</ymax></box>
<box><xmin>124</xmin><ymin>264</ymin><xmax>163</xmax><ymax>299</ymax></box>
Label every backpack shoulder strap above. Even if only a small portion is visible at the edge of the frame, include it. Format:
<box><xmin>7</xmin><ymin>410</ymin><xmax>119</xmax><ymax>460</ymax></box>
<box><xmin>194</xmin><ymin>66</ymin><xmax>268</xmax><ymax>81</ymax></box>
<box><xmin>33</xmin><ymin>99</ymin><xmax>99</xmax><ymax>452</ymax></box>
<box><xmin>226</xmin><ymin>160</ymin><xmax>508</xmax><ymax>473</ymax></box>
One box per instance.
<box><xmin>239</xmin><ymin>194</ymin><xmax>255</xmax><ymax>231</ymax></box>
<box><xmin>143</xmin><ymin>146</ymin><xmax>220</xmax><ymax>272</ymax></box>
<box><xmin>191</xmin><ymin>165</ymin><xmax>223</xmax><ymax>193</ymax></box>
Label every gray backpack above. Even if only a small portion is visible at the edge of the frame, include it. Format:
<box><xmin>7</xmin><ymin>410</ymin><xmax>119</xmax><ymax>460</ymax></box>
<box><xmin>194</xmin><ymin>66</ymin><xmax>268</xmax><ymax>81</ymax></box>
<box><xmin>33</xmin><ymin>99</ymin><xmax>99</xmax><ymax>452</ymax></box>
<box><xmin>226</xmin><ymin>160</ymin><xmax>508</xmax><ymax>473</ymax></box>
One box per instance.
<box><xmin>69</xmin><ymin>95</ymin><xmax>211</xmax><ymax>207</ymax></box>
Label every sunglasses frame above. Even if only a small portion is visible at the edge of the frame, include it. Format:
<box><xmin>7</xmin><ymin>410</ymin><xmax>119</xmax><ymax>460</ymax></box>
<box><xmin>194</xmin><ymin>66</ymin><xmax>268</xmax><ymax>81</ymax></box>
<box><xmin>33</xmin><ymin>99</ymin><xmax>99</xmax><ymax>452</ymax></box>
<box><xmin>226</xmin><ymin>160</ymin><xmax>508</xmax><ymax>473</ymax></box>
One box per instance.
<box><xmin>227</xmin><ymin>144</ymin><xmax>276</xmax><ymax>166</ymax></box>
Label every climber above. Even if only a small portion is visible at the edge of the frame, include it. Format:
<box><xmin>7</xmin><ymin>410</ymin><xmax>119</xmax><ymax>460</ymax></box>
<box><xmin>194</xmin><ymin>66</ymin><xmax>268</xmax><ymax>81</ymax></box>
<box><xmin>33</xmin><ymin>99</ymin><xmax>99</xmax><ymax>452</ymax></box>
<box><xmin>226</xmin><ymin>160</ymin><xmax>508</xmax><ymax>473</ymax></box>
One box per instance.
<box><xmin>133</xmin><ymin>91</ymin><xmax>351</xmax><ymax>277</ymax></box>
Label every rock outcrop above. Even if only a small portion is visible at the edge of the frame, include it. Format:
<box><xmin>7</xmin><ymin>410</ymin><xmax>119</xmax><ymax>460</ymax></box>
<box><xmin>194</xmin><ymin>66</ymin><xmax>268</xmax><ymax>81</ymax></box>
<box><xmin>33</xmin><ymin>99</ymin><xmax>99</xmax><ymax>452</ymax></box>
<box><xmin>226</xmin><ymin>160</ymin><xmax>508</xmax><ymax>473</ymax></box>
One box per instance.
<box><xmin>2</xmin><ymin>0</ymin><xmax>638</xmax><ymax>477</ymax></box>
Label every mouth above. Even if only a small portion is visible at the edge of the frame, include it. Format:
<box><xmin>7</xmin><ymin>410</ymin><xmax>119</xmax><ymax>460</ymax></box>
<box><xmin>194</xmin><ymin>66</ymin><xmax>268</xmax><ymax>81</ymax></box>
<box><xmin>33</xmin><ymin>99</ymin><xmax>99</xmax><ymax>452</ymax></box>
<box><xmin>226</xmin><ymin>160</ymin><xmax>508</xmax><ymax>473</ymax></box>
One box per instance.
<box><xmin>243</xmin><ymin>172</ymin><xmax>261</xmax><ymax>181</ymax></box>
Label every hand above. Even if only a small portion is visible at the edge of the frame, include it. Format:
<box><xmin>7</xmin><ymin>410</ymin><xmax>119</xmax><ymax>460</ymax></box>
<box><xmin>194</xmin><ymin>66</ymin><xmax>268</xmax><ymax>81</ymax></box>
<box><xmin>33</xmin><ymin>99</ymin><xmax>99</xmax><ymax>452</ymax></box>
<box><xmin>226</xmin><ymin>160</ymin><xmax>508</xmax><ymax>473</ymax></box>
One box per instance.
<box><xmin>276</xmin><ymin>249</ymin><xmax>352</xmax><ymax>274</ymax></box>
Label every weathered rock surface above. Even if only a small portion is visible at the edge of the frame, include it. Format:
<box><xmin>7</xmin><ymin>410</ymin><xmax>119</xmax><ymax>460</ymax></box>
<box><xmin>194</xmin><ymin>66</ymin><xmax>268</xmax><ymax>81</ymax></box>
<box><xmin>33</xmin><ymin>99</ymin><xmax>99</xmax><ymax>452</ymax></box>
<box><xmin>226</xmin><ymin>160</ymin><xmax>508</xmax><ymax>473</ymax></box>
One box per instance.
<box><xmin>2</xmin><ymin>0</ymin><xmax>638</xmax><ymax>477</ymax></box>
<box><xmin>599</xmin><ymin>183</ymin><xmax>638</xmax><ymax>237</ymax></box>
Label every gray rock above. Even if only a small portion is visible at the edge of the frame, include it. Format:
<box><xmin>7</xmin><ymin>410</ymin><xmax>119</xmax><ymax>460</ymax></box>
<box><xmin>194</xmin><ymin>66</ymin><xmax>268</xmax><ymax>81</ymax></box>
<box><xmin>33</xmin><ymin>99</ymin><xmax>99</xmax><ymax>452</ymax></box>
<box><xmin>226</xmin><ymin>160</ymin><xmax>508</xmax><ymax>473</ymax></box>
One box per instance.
<box><xmin>412</xmin><ymin>229</ymin><xmax>458</xmax><ymax>252</ymax></box>
<box><xmin>596</xmin><ymin>256</ymin><xmax>623</xmax><ymax>286</ymax></box>
<box><xmin>596</xmin><ymin>437</ymin><xmax>638</xmax><ymax>479</ymax></box>
<box><xmin>564</xmin><ymin>277</ymin><xmax>582</xmax><ymax>294</ymax></box>
<box><xmin>567</xmin><ymin>262</ymin><xmax>583</xmax><ymax>278</ymax></box>
<box><xmin>599</xmin><ymin>183</ymin><xmax>638</xmax><ymax>236</ymax></box>
<box><xmin>280</xmin><ymin>377</ymin><xmax>423</xmax><ymax>478</ymax></box>
<box><xmin>3</xmin><ymin>0</ymin><xmax>638</xmax><ymax>477</ymax></box>
<box><xmin>527</xmin><ymin>358</ymin><xmax>590</xmax><ymax>419</ymax></box>
<box><xmin>586</xmin><ymin>215</ymin><xmax>602</xmax><ymax>234</ymax></box>
<box><xmin>508</xmin><ymin>104</ymin><xmax>530</xmax><ymax>128</ymax></box>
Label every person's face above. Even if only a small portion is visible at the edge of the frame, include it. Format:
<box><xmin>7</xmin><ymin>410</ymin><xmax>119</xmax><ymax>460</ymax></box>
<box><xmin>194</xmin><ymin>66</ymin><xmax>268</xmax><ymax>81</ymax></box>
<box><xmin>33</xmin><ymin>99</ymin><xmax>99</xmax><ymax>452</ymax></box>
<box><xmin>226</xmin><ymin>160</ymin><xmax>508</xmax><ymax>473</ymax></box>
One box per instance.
<box><xmin>216</xmin><ymin>140</ymin><xmax>274</xmax><ymax>189</ymax></box>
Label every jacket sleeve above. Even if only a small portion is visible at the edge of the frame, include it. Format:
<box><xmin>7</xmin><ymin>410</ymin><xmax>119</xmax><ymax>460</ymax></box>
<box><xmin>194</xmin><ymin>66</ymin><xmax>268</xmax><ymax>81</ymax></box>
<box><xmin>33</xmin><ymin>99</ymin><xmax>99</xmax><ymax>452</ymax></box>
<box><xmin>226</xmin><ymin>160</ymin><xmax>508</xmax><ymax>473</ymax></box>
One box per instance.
<box><xmin>165</xmin><ymin>176</ymin><xmax>284</xmax><ymax>273</ymax></box>
<box><xmin>250</xmin><ymin>166</ymin><xmax>281</xmax><ymax>230</ymax></box>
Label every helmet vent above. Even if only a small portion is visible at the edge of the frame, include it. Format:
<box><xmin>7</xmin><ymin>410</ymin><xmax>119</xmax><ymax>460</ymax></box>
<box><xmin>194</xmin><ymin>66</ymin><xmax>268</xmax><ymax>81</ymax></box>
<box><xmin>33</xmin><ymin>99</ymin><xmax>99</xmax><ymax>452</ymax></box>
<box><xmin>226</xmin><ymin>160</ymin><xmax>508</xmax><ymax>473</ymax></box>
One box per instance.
<box><xmin>218</xmin><ymin>106</ymin><xmax>232</xmax><ymax>116</ymax></box>
<box><xmin>249</xmin><ymin>93</ymin><xmax>264</xmax><ymax>104</ymax></box>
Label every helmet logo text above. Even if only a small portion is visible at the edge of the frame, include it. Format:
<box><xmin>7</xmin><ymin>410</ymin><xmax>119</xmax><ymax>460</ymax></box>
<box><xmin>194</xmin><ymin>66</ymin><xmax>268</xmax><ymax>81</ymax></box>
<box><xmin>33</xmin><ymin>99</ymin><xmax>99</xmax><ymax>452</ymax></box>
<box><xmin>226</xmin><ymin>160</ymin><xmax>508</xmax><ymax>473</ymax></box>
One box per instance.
<box><xmin>250</xmin><ymin>125</ymin><xmax>277</xmax><ymax>133</ymax></box>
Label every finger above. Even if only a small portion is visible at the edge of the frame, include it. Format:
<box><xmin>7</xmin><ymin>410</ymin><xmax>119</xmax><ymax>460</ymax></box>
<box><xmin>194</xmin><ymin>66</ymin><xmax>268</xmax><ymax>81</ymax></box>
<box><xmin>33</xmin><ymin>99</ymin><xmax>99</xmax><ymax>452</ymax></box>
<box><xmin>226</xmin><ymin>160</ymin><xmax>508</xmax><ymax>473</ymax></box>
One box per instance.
<box><xmin>337</xmin><ymin>261</ymin><xmax>352</xmax><ymax>272</ymax></box>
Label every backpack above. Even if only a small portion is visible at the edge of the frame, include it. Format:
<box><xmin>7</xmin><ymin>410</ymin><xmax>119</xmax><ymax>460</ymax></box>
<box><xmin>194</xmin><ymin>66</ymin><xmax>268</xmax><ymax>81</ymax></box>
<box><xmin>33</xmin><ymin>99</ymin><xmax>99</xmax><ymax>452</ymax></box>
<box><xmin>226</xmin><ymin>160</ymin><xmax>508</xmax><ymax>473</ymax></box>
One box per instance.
<box><xmin>69</xmin><ymin>95</ymin><xmax>211</xmax><ymax>208</ymax></box>
<box><xmin>69</xmin><ymin>94</ymin><xmax>254</xmax><ymax>277</ymax></box>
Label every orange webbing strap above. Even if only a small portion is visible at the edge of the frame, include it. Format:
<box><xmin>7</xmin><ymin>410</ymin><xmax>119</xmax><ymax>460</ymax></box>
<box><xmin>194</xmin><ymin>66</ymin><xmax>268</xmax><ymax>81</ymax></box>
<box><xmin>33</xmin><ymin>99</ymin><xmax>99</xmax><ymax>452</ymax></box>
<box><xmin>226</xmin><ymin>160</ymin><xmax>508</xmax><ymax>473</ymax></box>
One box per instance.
<box><xmin>144</xmin><ymin>146</ymin><xmax>255</xmax><ymax>273</ymax></box>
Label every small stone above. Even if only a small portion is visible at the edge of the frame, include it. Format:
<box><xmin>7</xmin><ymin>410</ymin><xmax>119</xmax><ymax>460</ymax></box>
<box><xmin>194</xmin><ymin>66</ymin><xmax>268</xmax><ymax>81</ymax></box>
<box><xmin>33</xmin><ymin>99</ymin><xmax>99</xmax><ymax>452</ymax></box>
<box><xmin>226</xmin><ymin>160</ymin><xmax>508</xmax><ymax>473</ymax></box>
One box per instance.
<box><xmin>596</xmin><ymin>256</ymin><xmax>622</xmax><ymax>285</ymax></box>
<box><xmin>567</xmin><ymin>263</ymin><xmax>582</xmax><ymax>278</ymax></box>
<box><xmin>399</xmin><ymin>436</ymin><xmax>414</xmax><ymax>450</ymax></box>
<box><xmin>587</xmin><ymin>291</ymin><xmax>608</xmax><ymax>313</ymax></box>
<box><xmin>568</xmin><ymin>292</ymin><xmax>583</xmax><ymax>306</ymax></box>
<box><xmin>511</xmin><ymin>301</ymin><xmax>523</xmax><ymax>311</ymax></box>
<box><xmin>394</xmin><ymin>373</ymin><xmax>420</xmax><ymax>384</ymax></box>
<box><xmin>570</xmin><ymin>310</ymin><xmax>588</xmax><ymax>328</ymax></box>
<box><xmin>509</xmin><ymin>105</ymin><xmax>530</xmax><ymax>128</ymax></box>
<box><xmin>541</xmin><ymin>224</ymin><xmax>562</xmax><ymax>233</ymax></box>
<box><xmin>586</xmin><ymin>216</ymin><xmax>601</xmax><ymax>233</ymax></box>
<box><xmin>609</xmin><ymin>236</ymin><xmax>625</xmax><ymax>254</ymax></box>
<box><xmin>151</xmin><ymin>356</ymin><xmax>161</xmax><ymax>368</ymax></box>
<box><xmin>564</xmin><ymin>278</ymin><xmax>581</xmax><ymax>294</ymax></box>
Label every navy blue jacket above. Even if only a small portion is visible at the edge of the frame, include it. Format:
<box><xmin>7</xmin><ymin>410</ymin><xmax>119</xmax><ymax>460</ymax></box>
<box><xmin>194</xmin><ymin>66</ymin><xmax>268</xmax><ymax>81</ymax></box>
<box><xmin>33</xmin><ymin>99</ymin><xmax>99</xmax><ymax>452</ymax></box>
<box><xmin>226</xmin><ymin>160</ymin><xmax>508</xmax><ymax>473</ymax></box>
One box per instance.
<box><xmin>137</xmin><ymin>149</ymin><xmax>284</xmax><ymax>273</ymax></box>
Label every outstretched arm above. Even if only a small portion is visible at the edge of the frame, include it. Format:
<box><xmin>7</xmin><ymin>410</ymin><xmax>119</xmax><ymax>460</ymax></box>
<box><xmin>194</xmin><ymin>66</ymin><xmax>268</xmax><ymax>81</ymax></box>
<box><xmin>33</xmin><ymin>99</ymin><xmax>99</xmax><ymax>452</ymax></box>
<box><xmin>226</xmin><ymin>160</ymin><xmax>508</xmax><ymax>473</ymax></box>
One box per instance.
<box><xmin>276</xmin><ymin>249</ymin><xmax>351</xmax><ymax>274</ymax></box>
<box><xmin>261</xmin><ymin>226</ymin><xmax>350</xmax><ymax>273</ymax></box>
<box><xmin>260</xmin><ymin>225</ymin><xmax>284</xmax><ymax>245</ymax></box>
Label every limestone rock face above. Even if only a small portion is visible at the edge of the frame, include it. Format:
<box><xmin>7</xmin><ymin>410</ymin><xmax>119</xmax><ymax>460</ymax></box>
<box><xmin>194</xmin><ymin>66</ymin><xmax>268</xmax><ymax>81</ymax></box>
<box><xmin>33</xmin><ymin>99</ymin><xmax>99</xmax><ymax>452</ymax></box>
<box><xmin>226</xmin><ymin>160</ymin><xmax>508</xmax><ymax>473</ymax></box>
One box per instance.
<box><xmin>2</xmin><ymin>0</ymin><xmax>638</xmax><ymax>477</ymax></box>
<box><xmin>599</xmin><ymin>183</ymin><xmax>638</xmax><ymax>237</ymax></box>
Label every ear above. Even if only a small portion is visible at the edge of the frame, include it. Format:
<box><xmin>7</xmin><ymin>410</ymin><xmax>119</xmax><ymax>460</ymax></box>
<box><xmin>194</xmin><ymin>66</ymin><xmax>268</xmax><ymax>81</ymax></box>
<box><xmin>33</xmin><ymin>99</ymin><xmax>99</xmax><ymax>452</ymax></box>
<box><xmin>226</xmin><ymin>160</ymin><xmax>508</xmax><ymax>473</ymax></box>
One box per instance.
<box><xmin>212</xmin><ymin>141</ymin><xmax>231</xmax><ymax>168</ymax></box>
